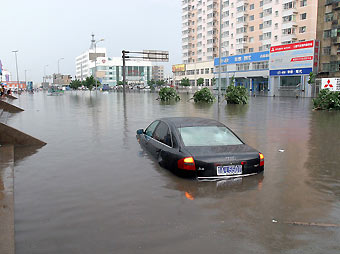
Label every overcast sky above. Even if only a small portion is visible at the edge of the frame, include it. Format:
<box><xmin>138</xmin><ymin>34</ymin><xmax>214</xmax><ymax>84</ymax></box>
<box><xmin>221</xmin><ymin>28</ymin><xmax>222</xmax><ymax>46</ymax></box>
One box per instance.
<box><xmin>1</xmin><ymin>0</ymin><xmax>182</xmax><ymax>83</ymax></box>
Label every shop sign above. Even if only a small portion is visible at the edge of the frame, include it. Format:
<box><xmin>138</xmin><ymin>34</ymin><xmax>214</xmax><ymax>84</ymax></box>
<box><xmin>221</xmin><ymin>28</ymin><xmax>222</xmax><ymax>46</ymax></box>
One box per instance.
<box><xmin>321</xmin><ymin>78</ymin><xmax>340</xmax><ymax>92</ymax></box>
<box><xmin>214</xmin><ymin>51</ymin><xmax>269</xmax><ymax>66</ymax></box>
<box><xmin>172</xmin><ymin>64</ymin><xmax>186</xmax><ymax>72</ymax></box>
<box><xmin>269</xmin><ymin>40</ymin><xmax>317</xmax><ymax>76</ymax></box>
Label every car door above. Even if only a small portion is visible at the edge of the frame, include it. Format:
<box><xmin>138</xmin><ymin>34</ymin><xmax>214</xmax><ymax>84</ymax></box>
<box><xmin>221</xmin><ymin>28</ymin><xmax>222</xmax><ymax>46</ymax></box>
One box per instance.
<box><xmin>150</xmin><ymin>121</ymin><xmax>174</xmax><ymax>168</ymax></box>
<box><xmin>141</xmin><ymin>120</ymin><xmax>160</xmax><ymax>149</ymax></box>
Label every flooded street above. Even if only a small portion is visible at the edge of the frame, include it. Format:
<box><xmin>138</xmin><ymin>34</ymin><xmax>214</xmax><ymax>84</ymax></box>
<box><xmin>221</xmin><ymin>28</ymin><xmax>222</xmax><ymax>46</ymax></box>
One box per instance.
<box><xmin>8</xmin><ymin>91</ymin><xmax>340</xmax><ymax>253</ymax></box>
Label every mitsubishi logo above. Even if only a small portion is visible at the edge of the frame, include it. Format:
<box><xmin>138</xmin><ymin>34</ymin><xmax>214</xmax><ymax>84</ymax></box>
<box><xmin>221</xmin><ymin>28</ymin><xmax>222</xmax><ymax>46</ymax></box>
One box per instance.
<box><xmin>325</xmin><ymin>79</ymin><xmax>334</xmax><ymax>88</ymax></box>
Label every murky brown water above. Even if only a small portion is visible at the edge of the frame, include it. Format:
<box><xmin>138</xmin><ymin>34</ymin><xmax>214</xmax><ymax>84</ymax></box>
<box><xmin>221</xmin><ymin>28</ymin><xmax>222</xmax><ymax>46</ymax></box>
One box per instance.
<box><xmin>8</xmin><ymin>91</ymin><xmax>340</xmax><ymax>253</ymax></box>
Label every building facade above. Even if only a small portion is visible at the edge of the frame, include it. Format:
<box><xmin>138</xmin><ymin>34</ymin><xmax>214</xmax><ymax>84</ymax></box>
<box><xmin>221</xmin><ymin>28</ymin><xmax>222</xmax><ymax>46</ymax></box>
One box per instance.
<box><xmin>75</xmin><ymin>47</ymin><xmax>106</xmax><ymax>81</ymax></box>
<box><xmin>182</xmin><ymin>0</ymin><xmax>318</xmax><ymax>64</ymax></box>
<box><xmin>152</xmin><ymin>65</ymin><xmax>165</xmax><ymax>81</ymax></box>
<box><xmin>173</xmin><ymin>61</ymin><xmax>215</xmax><ymax>86</ymax></box>
<box><xmin>317</xmin><ymin>0</ymin><xmax>340</xmax><ymax>77</ymax></box>
<box><xmin>89</xmin><ymin>57</ymin><xmax>153</xmax><ymax>87</ymax></box>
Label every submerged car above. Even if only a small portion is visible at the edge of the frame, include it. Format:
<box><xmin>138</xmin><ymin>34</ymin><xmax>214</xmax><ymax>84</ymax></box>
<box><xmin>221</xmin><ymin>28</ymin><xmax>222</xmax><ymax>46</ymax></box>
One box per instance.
<box><xmin>136</xmin><ymin>117</ymin><xmax>264</xmax><ymax>180</ymax></box>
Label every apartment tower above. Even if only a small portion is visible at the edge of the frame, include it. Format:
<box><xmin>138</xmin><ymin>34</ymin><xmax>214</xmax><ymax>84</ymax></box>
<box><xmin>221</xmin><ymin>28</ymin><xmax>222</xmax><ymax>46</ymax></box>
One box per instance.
<box><xmin>182</xmin><ymin>0</ymin><xmax>318</xmax><ymax>63</ymax></box>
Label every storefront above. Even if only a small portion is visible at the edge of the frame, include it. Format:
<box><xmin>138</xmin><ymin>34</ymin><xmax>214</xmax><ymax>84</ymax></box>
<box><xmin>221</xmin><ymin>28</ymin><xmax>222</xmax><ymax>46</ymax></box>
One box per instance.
<box><xmin>214</xmin><ymin>51</ymin><xmax>270</xmax><ymax>94</ymax></box>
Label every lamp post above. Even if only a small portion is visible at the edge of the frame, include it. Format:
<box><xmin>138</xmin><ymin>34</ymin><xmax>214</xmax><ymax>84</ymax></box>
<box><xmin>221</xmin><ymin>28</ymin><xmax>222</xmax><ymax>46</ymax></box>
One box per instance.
<box><xmin>12</xmin><ymin>50</ymin><xmax>20</xmax><ymax>90</ymax></box>
<box><xmin>218</xmin><ymin>0</ymin><xmax>222</xmax><ymax>104</ymax></box>
<box><xmin>44</xmin><ymin>64</ymin><xmax>48</xmax><ymax>84</ymax></box>
<box><xmin>57</xmin><ymin>58</ymin><xmax>64</xmax><ymax>86</ymax></box>
<box><xmin>94</xmin><ymin>39</ymin><xmax>104</xmax><ymax>91</ymax></box>
<box><xmin>58</xmin><ymin>58</ymin><xmax>64</xmax><ymax>74</ymax></box>
<box><xmin>24</xmin><ymin>69</ymin><xmax>28</xmax><ymax>86</ymax></box>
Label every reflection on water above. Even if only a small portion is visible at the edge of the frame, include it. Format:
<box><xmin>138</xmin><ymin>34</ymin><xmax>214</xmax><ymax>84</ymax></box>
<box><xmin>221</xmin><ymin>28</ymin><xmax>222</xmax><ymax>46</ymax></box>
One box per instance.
<box><xmin>9</xmin><ymin>92</ymin><xmax>340</xmax><ymax>254</ymax></box>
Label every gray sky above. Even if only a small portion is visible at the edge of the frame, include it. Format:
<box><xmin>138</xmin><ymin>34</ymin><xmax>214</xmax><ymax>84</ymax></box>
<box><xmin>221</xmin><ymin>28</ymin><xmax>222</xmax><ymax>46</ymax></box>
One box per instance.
<box><xmin>1</xmin><ymin>0</ymin><xmax>182</xmax><ymax>83</ymax></box>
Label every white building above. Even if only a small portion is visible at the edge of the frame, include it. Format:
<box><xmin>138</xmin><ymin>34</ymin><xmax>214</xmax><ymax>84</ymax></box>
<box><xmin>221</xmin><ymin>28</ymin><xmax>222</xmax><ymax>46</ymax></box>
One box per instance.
<box><xmin>75</xmin><ymin>47</ymin><xmax>107</xmax><ymax>81</ymax></box>
<box><xmin>152</xmin><ymin>65</ymin><xmax>165</xmax><ymax>81</ymax></box>
<box><xmin>173</xmin><ymin>60</ymin><xmax>215</xmax><ymax>86</ymax></box>
<box><xmin>90</xmin><ymin>56</ymin><xmax>153</xmax><ymax>87</ymax></box>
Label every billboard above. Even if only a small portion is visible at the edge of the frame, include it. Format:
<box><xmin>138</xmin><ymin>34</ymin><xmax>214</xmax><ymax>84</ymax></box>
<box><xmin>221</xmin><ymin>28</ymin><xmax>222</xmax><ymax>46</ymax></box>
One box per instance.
<box><xmin>172</xmin><ymin>64</ymin><xmax>186</xmax><ymax>72</ymax></box>
<box><xmin>214</xmin><ymin>51</ymin><xmax>269</xmax><ymax>66</ymax></box>
<box><xmin>321</xmin><ymin>78</ymin><xmax>340</xmax><ymax>92</ymax></box>
<box><xmin>269</xmin><ymin>40</ymin><xmax>318</xmax><ymax>76</ymax></box>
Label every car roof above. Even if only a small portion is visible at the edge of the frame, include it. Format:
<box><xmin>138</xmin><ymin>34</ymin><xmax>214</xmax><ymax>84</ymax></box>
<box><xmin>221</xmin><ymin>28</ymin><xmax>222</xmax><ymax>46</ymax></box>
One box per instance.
<box><xmin>159</xmin><ymin>117</ymin><xmax>225</xmax><ymax>128</ymax></box>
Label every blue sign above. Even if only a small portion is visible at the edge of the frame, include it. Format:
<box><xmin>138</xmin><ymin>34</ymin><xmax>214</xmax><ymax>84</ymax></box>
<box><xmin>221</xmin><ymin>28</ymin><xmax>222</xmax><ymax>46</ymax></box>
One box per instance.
<box><xmin>214</xmin><ymin>51</ymin><xmax>270</xmax><ymax>66</ymax></box>
<box><xmin>269</xmin><ymin>68</ymin><xmax>313</xmax><ymax>76</ymax></box>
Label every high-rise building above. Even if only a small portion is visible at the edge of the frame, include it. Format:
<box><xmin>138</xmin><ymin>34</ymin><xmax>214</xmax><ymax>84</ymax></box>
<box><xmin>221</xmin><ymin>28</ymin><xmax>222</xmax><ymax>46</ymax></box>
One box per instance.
<box><xmin>152</xmin><ymin>65</ymin><xmax>165</xmax><ymax>81</ymax></box>
<box><xmin>317</xmin><ymin>0</ymin><xmax>340</xmax><ymax>77</ymax></box>
<box><xmin>182</xmin><ymin>0</ymin><xmax>318</xmax><ymax>63</ymax></box>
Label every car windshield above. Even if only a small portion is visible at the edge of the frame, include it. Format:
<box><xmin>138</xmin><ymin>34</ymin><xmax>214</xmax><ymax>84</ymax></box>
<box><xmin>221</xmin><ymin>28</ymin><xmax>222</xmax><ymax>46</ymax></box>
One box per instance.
<box><xmin>178</xmin><ymin>126</ymin><xmax>243</xmax><ymax>146</ymax></box>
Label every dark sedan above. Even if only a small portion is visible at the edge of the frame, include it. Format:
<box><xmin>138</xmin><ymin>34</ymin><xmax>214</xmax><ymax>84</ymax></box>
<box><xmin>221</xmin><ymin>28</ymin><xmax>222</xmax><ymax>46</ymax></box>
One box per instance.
<box><xmin>136</xmin><ymin>117</ymin><xmax>264</xmax><ymax>180</ymax></box>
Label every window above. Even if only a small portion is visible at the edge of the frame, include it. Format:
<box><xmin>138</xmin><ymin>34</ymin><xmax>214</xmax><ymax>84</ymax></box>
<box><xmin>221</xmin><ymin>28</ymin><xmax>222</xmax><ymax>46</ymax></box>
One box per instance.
<box><xmin>249</xmin><ymin>37</ymin><xmax>254</xmax><ymax>42</ymax></box>
<box><xmin>153</xmin><ymin>122</ymin><xmax>172</xmax><ymax>147</ymax></box>
<box><xmin>325</xmin><ymin>13</ymin><xmax>333</xmax><ymax>22</ymax></box>
<box><xmin>205</xmin><ymin>68</ymin><xmax>209</xmax><ymax>74</ymax></box>
<box><xmin>300</xmin><ymin>13</ymin><xmax>307</xmax><ymax>20</ymax></box>
<box><xmin>145</xmin><ymin>121</ymin><xmax>159</xmax><ymax>137</ymax></box>
<box><xmin>249</xmin><ymin>15</ymin><xmax>254</xmax><ymax>21</ymax></box>
<box><xmin>250</xmin><ymin>4</ymin><xmax>254</xmax><ymax>9</ymax></box>
<box><xmin>323</xmin><ymin>47</ymin><xmax>331</xmax><ymax>55</ymax></box>
<box><xmin>299</xmin><ymin>26</ymin><xmax>306</xmax><ymax>33</ymax></box>
<box><xmin>300</xmin><ymin>0</ymin><xmax>307</xmax><ymax>7</ymax></box>
<box><xmin>324</xmin><ymin>30</ymin><xmax>331</xmax><ymax>38</ymax></box>
<box><xmin>178</xmin><ymin>126</ymin><xmax>243</xmax><ymax>147</ymax></box>
<box><xmin>249</xmin><ymin>48</ymin><xmax>254</xmax><ymax>52</ymax></box>
<box><xmin>250</xmin><ymin>26</ymin><xmax>255</xmax><ymax>32</ymax></box>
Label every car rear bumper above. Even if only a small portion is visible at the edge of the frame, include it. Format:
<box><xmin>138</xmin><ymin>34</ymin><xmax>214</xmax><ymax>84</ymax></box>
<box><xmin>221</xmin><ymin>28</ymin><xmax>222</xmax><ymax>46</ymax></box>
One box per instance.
<box><xmin>197</xmin><ymin>172</ymin><xmax>259</xmax><ymax>181</ymax></box>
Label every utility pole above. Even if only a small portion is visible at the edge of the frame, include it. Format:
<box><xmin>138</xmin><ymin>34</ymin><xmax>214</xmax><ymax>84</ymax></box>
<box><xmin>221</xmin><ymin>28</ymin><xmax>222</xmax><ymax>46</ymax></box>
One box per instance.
<box><xmin>94</xmin><ymin>38</ymin><xmax>104</xmax><ymax>92</ymax></box>
<box><xmin>122</xmin><ymin>50</ymin><xmax>127</xmax><ymax>94</ymax></box>
<box><xmin>218</xmin><ymin>0</ymin><xmax>222</xmax><ymax>104</ymax></box>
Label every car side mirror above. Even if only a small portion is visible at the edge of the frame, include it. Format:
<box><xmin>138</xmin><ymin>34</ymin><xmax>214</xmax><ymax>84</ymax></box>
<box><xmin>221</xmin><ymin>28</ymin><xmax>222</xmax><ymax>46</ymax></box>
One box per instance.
<box><xmin>136</xmin><ymin>129</ymin><xmax>144</xmax><ymax>135</ymax></box>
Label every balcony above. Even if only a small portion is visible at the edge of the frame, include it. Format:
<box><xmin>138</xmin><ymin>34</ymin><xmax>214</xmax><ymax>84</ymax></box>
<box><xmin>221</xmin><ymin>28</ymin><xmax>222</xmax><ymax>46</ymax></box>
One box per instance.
<box><xmin>332</xmin><ymin>37</ymin><xmax>340</xmax><ymax>44</ymax></box>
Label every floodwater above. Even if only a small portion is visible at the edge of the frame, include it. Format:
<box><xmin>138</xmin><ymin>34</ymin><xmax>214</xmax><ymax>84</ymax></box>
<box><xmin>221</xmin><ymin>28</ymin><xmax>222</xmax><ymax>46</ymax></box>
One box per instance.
<box><xmin>7</xmin><ymin>91</ymin><xmax>340</xmax><ymax>253</ymax></box>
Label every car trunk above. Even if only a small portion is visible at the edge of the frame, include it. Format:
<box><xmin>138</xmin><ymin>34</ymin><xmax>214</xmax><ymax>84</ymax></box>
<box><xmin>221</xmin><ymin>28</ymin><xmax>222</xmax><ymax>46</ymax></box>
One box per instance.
<box><xmin>184</xmin><ymin>144</ymin><xmax>261</xmax><ymax>178</ymax></box>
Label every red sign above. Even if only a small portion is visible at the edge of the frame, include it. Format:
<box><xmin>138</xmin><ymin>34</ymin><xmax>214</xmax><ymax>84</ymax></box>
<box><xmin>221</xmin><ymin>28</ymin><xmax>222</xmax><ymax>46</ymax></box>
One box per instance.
<box><xmin>270</xmin><ymin>40</ymin><xmax>314</xmax><ymax>53</ymax></box>
<box><xmin>291</xmin><ymin>56</ymin><xmax>313</xmax><ymax>62</ymax></box>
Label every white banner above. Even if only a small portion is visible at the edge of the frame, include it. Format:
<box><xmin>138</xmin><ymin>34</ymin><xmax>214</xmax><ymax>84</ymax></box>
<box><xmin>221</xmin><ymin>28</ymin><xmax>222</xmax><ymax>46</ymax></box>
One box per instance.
<box><xmin>321</xmin><ymin>78</ymin><xmax>340</xmax><ymax>92</ymax></box>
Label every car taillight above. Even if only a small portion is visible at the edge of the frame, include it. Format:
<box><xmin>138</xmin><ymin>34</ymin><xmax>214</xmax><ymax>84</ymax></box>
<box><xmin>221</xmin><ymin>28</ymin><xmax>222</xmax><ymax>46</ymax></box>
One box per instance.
<box><xmin>178</xmin><ymin>157</ymin><xmax>196</xmax><ymax>171</ymax></box>
<box><xmin>259</xmin><ymin>153</ymin><xmax>264</xmax><ymax>166</ymax></box>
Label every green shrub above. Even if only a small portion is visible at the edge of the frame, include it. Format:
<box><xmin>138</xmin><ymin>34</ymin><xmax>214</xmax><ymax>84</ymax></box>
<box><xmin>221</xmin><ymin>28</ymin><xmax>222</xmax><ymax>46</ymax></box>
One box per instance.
<box><xmin>193</xmin><ymin>87</ymin><xmax>215</xmax><ymax>103</ymax></box>
<box><xmin>159</xmin><ymin>87</ymin><xmax>180</xmax><ymax>101</ymax></box>
<box><xmin>313</xmin><ymin>89</ymin><xmax>340</xmax><ymax>110</ymax></box>
<box><xmin>225</xmin><ymin>85</ymin><xmax>248</xmax><ymax>104</ymax></box>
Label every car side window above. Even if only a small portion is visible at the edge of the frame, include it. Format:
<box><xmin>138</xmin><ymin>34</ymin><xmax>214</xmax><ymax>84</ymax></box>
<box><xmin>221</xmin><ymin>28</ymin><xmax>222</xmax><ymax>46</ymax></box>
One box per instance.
<box><xmin>145</xmin><ymin>121</ymin><xmax>159</xmax><ymax>137</ymax></box>
<box><xmin>152</xmin><ymin>122</ymin><xmax>172</xmax><ymax>147</ymax></box>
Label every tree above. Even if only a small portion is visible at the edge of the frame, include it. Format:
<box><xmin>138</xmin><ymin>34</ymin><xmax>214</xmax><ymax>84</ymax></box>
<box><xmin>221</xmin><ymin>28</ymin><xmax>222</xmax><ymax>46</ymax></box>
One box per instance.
<box><xmin>156</xmin><ymin>80</ymin><xmax>166</xmax><ymax>86</ymax></box>
<box><xmin>197</xmin><ymin>78</ymin><xmax>204</xmax><ymax>86</ymax></box>
<box><xmin>147</xmin><ymin>80</ymin><xmax>156</xmax><ymax>86</ymax></box>
<box><xmin>308</xmin><ymin>72</ymin><xmax>316</xmax><ymax>86</ymax></box>
<box><xmin>69</xmin><ymin>79</ymin><xmax>82</xmax><ymax>90</ymax></box>
<box><xmin>159</xmin><ymin>87</ymin><xmax>180</xmax><ymax>101</ymax></box>
<box><xmin>180</xmin><ymin>77</ymin><xmax>190</xmax><ymax>87</ymax></box>
<box><xmin>193</xmin><ymin>87</ymin><xmax>215</xmax><ymax>103</ymax></box>
<box><xmin>230</xmin><ymin>75</ymin><xmax>235</xmax><ymax>86</ymax></box>
<box><xmin>225</xmin><ymin>85</ymin><xmax>248</xmax><ymax>104</ymax></box>
<box><xmin>211</xmin><ymin>78</ymin><xmax>216</xmax><ymax>86</ymax></box>
<box><xmin>84</xmin><ymin>76</ymin><xmax>98</xmax><ymax>92</ymax></box>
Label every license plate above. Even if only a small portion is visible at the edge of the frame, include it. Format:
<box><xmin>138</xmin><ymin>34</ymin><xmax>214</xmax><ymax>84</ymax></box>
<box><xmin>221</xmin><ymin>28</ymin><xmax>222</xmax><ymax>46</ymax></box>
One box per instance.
<box><xmin>217</xmin><ymin>165</ymin><xmax>242</xmax><ymax>176</ymax></box>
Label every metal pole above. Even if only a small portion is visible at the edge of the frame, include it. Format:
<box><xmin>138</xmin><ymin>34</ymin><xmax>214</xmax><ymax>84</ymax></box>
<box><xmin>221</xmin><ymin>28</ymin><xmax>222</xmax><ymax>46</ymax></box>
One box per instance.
<box><xmin>12</xmin><ymin>50</ymin><xmax>20</xmax><ymax>90</ymax></box>
<box><xmin>24</xmin><ymin>69</ymin><xmax>27</xmax><ymax>87</ymax></box>
<box><xmin>218</xmin><ymin>0</ymin><xmax>222</xmax><ymax>103</ymax></box>
<box><xmin>95</xmin><ymin>43</ymin><xmax>97</xmax><ymax>91</ymax></box>
<box><xmin>122</xmin><ymin>50</ymin><xmax>126</xmax><ymax>94</ymax></box>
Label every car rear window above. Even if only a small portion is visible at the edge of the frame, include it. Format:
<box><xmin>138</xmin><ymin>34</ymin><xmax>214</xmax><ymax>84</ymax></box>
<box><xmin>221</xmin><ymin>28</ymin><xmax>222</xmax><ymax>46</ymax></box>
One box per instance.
<box><xmin>178</xmin><ymin>126</ymin><xmax>243</xmax><ymax>146</ymax></box>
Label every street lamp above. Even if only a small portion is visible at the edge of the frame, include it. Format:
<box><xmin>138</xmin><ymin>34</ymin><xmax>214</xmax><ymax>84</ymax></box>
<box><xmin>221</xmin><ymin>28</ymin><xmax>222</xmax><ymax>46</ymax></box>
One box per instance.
<box><xmin>218</xmin><ymin>0</ymin><xmax>222</xmax><ymax>104</ymax></box>
<box><xmin>94</xmin><ymin>38</ymin><xmax>104</xmax><ymax>91</ymax></box>
<box><xmin>58</xmin><ymin>58</ymin><xmax>64</xmax><ymax>74</ymax></box>
<box><xmin>44</xmin><ymin>64</ymin><xmax>48</xmax><ymax>83</ymax></box>
<box><xmin>12</xmin><ymin>50</ymin><xmax>20</xmax><ymax>90</ymax></box>
<box><xmin>24</xmin><ymin>69</ymin><xmax>28</xmax><ymax>86</ymax></box>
